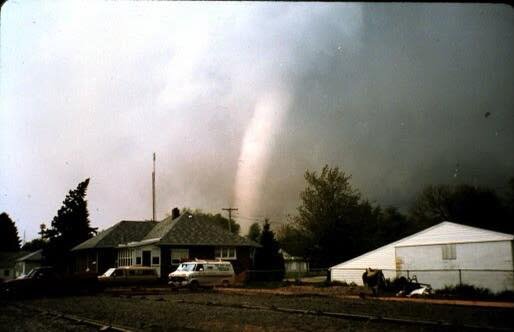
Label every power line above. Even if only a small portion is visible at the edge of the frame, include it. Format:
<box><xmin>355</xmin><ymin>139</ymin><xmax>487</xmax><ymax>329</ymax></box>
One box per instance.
<box><xmin>222</xmin><ymin>207</ymin><xmax>238</xmax><ymax>232</ymax></box>
<box><xmin>234</xmin><ymin>214</ymin><xmax>291</xmax><ymax>221</ymax></box>
<box><xmin>233</xmin><ymin>216</ymin><xmax>284</xmax><ymax>225</ymax></box>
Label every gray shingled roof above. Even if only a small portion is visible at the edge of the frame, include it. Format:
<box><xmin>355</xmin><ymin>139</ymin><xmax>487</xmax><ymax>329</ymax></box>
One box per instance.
<box><xmin>72</xmin><ymin>220</ymin><xmax>157</xmax><ymax>251</ymax></box>
<box><xmin>72</xmin><ymin>214</ymin><xmax>259</xmax><ymax>250</ymax></box>
<box><xmin>16</xmin><ymin>249</ymin><xmax>43</xmax><ymax>262</ymax></box>
<box><xmin>144</xmin><ymin>214</ymin><xmax>260</xmax><ymax>247</ymax></box>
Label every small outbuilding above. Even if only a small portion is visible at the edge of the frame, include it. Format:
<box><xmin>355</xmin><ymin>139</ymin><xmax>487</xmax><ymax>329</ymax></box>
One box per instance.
<box><xmin>280</xmin><ymin>250</ymin><xmax>309</xmax><ymax>276</ymax></box>
<box><xmin>15</xmin><ymin>249</ymin><xmax>43</xmax><ymax>278</ymax></box>
<box><xmin>0</xmin><ymin>251</ymin><xmax>29</xmax><ymax>282</ymax></box>
<box><xmin>330</xmin><ymin>221</ymin><xmax>514</xmax><ymax>293</ymax></box>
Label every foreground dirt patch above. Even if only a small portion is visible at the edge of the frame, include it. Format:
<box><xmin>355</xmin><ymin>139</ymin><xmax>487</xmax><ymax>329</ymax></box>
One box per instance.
<box><xmin>220</xmin><ymin>286</ymin><xmax>514</xmax><ymax>308</ymax></box>
<box><xmin>2</xmin><ymin>288</ymin><xmax>513</xmax><ymax>331</ymax></box>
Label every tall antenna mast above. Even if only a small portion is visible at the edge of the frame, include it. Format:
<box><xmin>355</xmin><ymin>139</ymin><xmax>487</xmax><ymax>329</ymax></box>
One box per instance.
<box><xmin>152</xmin><ymin>152</ymin><xmax>156</xmax><ymax>221</ymax></box>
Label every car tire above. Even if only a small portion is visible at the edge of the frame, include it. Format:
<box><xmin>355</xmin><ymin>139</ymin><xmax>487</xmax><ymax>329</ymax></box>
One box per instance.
<box><xmin>189</xmin><ymin>280</ymin><xmax>199</xmax><ymax>291</ymax></box>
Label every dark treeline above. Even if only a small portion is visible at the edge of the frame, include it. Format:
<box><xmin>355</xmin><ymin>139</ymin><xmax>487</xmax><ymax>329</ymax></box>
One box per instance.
<box><xmin>3</xmin><ymin>167</ymin><xmax>513</xmax><ymax>274</ymax></box>
<box><xmin>276</xmin><ymin>165</ymin><xmax>514</xmax><ymax>268</ymax></box>
<box><xmin>0</xmin><ymin>179</ymin><xmax>97</xmax><ymax>275</ymax></box>
<box><xmin>0</xmin><ymin>212</ymin><xmax>21</xmax><ymax>252</ymax></box>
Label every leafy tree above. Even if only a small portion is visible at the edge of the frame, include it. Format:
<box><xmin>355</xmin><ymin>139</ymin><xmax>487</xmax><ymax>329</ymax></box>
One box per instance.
<box><xmin>276</xmin><ymin>222</ymin><xmax>310</xmax><ymax>258</ymax></box>
<box><xmin>253</xmin><ymin>219</ymin><xmax>284</xmax><ymax>281</ymax></box>
<box><xmin>181</xmin><ymin>208</ymin><xmax>241</xmax><ymax>235</ymax></box>
<box><xmin>21</xmin><ymin>238</ymin><xmax>46</xmax><ymax>252</ymax></box>
<box><xmin>246</xmin><ymin>222</ymin><xmax>261</xmax><ymax>242</ymax></box>
<box><xmin>0</xmin><ymin>212</ymin><xmax>21</xmax><ymax>251</ymax></box>
<box><xmin>366</xmin><ymin>206</ymin><xmax>413</xmax><ymax>248</ymax></box>
<box><xmin>505</xmin><ymin>177</ymin><xmax>514</xmax><ymax>229</ymax></box>
<box><xmin>290</xmin><ymin>165</ymin><xmax>374</xmax><ymax>267</ymax></box>
<box><xmin>42</xmin><ymin>179</ymin><xmax>97</xmax><ymax>271</ymax></box>
<box><xmin>410</xmin><ymin>184</ymin><xmax>510</xmax><ymax>233</ymax></box>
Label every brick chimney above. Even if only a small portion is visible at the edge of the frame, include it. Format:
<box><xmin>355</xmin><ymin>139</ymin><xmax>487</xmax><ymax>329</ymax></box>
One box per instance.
<box><xmin>171</xmin><ymin>207</ymin><xmax>180</xmax><ymax>220</ymax></box>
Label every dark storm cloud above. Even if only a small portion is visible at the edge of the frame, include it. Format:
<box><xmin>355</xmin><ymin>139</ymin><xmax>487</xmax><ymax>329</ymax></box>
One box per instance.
<box><xmin>260</xmin><ymin>4</ymin><xmax>514</xmax><ymax>216</ymax></box>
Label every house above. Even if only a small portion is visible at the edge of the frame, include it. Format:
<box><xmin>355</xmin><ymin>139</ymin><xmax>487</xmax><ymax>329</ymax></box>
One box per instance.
<box><xmin>14</xmin><ymin>249</ymin><xmax>43</xmax><ymax>278</ymax></box>
<box><xmin>72</xmin><ymin>212</ymin><xmax>260</xmax><ymax>279</ymax></box>
<box><xmin>280</xmin><ymin>250</ymin><xmax>309</xmax><ymax>276</ymax></box>
<box><xmin>0</xmin><ymin>251</ymin><xmax>29</xmax><ymax>282</ymax></box>
<box><xmin>330</xmin><ymin>221</ymin><xmax>514</xmax><ymax>292</ymax></box>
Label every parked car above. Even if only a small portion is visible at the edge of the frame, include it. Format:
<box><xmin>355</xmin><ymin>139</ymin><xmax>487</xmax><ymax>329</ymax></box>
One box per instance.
<box><xmin>98</xmin><ymin>266</ymin><xmax>160</xmax><ymax>286</ymax></box>
<box><xmin>0</xmin><ymin>266</ymin><xmax>99</xmax><ymax>299</ymax></box>
<box><xmin>168</xmin><ymin>259</ymin><xmax>235</xmax><ymax>290</ymax></box>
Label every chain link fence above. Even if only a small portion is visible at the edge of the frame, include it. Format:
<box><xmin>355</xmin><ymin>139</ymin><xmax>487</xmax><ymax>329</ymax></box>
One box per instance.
<box><xmin>329</xmin><ymin>267</ymin><xmax>514</xmax><ymax>293</ymax></box>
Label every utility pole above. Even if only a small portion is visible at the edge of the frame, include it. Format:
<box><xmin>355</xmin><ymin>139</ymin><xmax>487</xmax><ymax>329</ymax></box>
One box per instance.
<box><xmin>222</xmin><ymin>207</ymin><xmax>238</xmax><ymax>233</ymax></box>
<box><xmin>152</xmin><ymin>152</ymin><xmax>156</xmax><ymax>222</ymax></box>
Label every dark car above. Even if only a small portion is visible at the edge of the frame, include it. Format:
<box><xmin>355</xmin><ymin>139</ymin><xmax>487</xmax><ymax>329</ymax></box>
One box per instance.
<box><xmin>1</xmin><ymin>266</ymin><xmax>100</xmax><ymax>299</ymax></box>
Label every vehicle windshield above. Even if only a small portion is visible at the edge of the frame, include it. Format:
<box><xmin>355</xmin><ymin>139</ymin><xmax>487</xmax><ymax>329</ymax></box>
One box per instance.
<box><xmin>176</xmin><ymin>263</ymin><xmax>196</xmax><ymax>272</ymax></box>
<box><xmin>26</xmin><ymin>268</ymin><xmax>42</xmax><ymax>278</ymax></box>
<box><xmin>102</xmin><ymin>268</ymin><xmax>116</xmax><ymax>277</ymax></box>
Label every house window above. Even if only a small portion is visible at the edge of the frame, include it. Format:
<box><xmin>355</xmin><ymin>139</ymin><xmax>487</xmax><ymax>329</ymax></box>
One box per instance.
<box><xmin>442</xmin><ymin>244</ymin><xmax>456</xmax><ymax>260</ymax></box>
<box><xmin>171</xmin><ymin>249</ymin><xmax>189</xmax><ymax>265</ymax></box>
<box><xmin>152</xmin><ymin>256</ymin><xmax>160</xmax><ymax>265</ymax></box>
<box><xmin>4</xmin><ymin>269</ymin><xmax>9</xmax><ymax>277</ymax></box>
<box><xmin>136</xmin><ymin>257</ymin><xmax>141</xmax><ymax>265</ymax></box>
<box><xmin>117</xmin><ymin>248</ymin><xmax>133</xmax><ymax>267</ymax></box>
<box><xmin>215</xmin><ymin>247</ymin><xmax>236</xmax><ymax>260</ymax></box>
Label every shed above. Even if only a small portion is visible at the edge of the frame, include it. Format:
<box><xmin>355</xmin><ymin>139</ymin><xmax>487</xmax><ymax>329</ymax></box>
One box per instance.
<box><xmin>280</xmin><ymin>250</ymin><xmax>309</xmax><ymax>276</ymax></box>
<box><xmin>15</xmin><ymin>249</ymin><xmax>43</xmax><ymax>277</ymax></box>
<box><xmin>330</xmin><ymin>222</ymin><xmax>514</xmax><ymax>292</ymax></box>
<box><xmin>0</xmin><ymin>251</ymin><xmax>29</xmax><ymax>282</ymax></box>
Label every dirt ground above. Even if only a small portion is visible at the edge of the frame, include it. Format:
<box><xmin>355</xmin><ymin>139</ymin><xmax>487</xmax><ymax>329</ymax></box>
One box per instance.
<box><xmin>0</xmin><ymin>303</ymin><xmax>96</xmax><ymax>332</ymax></box>
<box><xmin>1</xmin><ymin>287</ymin><xmax>513</xmax><ymax>332</ymax></box>
<box><xmin>221</xmin><ymin>285</ymin><xmax>514</xmax><ymax>308</ymax></box>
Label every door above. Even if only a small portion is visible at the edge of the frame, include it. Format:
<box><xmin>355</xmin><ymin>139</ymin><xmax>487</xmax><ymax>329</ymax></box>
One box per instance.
<box><xmin>142</xmin><ymin>251</ymin><xmax>151</xmax><ymax>267</ymax></box>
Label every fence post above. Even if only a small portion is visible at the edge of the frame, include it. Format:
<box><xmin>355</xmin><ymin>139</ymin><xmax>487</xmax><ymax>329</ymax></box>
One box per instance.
<box><xmin>458</xmin><ymin>269</ymin><xmax>462</xmax><ymax>285</ymax></box>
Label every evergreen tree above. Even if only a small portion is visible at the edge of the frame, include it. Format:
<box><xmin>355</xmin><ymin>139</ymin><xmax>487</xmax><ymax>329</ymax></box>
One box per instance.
<box><xmin>21</xmin><ymin>238</ymin><xmax>46</xmax><ymax>252</ymax></box>
<box><xmin>0</xmin><ymin>212</ymin><xmax>21</xmax><ymax>251</ymax></box>
<box><xmin>254</xmin><ymin>219</ymin><xmax>284</xmax><ymax>281</ymax></box>
<box><xmin>43</xmin><ymin>179</ymin><xmax>97</xmax><ymax>271</ymax></box>
<box><xmin>246</xmin><ymin>222</ymin><xmax>261</xmax><ymax>242</ymax></box>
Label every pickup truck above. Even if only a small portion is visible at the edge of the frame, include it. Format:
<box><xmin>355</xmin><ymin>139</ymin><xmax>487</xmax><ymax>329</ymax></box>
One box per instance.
<box><xmin>0</xmin><ymin>266</ymin><xmax>100</xmax><ymax>299</ymax></box>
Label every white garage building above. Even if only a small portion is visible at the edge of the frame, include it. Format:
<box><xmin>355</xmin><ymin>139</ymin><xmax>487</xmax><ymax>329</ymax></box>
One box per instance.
<box><xmin>330</xmin><ymin>222</ymin><xmax>514</xmax><ymax>293</ymax></box>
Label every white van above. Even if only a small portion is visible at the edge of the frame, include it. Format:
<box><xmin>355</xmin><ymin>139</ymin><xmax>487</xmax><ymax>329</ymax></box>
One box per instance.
<box><xmin>168</xmin><ymin>259</ymin><xmax>235</xmax><ymax>290</ymax></box>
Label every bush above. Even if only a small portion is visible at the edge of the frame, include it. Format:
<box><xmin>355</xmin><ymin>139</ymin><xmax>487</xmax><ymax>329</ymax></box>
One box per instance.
<box><xmin>435</xmin><ymin>284</ymin><xmax>492</xmax><ymax>299</ymax></box>
<box><xmin>496</xmin><ymin>290</ymin><xmax>514</xmax><ymax>301</ymax></box>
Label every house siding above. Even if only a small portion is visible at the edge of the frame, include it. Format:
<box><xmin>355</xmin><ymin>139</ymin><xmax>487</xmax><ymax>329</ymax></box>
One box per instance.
<box><xmin>15</xmin><ymin>261</ymin><xmax>40</xmax><ymax>277</ymax></box>
<box><xmin>396</xmin><ymin>240</ymin><xmax>514</xmax><ymax>292</ymax></box>
<box><xmin>330</xmin><ymin>222</ymin><xmax>514</xmax><ymax>290</ymax></box>
<box><xmin>330</xmin><ymin>243</ymin><xmax>397</xmax><ymax>285</ymax></box>
<box><xmin>75</xmin><ymin>249</ymin><xmax>115</xmax><ymax>275</ymax></box>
